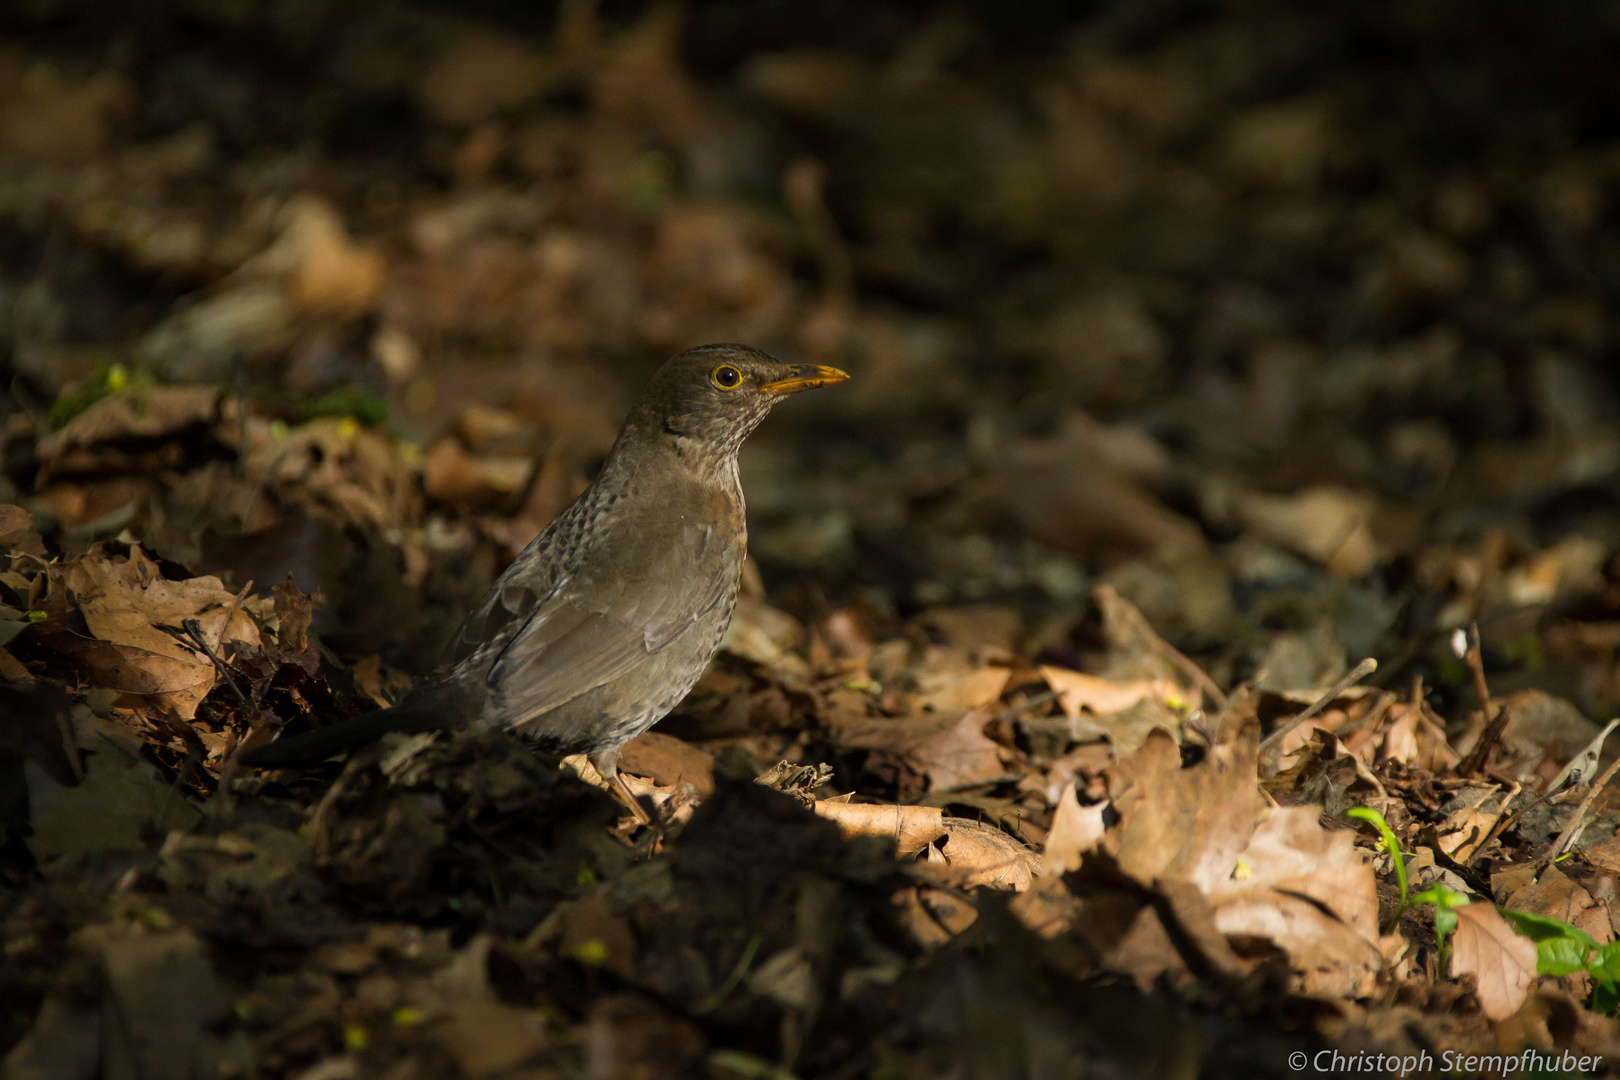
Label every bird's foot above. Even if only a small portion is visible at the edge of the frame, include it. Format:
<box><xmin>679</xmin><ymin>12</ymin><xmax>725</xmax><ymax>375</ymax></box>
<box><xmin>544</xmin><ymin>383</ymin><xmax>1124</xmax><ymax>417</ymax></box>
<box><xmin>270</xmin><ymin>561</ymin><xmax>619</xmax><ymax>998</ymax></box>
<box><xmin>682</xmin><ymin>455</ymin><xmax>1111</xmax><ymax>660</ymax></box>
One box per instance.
<box><xmin>609</xmin><ymin>773</ymin><xmax>653</xmax><ymax>827</ymax></box>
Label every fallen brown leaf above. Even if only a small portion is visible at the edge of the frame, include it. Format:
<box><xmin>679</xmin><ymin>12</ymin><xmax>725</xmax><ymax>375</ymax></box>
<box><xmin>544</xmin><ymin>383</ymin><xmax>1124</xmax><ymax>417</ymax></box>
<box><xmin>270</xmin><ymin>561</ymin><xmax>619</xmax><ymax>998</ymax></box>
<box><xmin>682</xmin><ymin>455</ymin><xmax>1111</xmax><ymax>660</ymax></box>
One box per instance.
<box><xmin>907</xmin><ymin>708</ymin><xmax>1007</xmax><ymax>790</ymax></box>
<box><xmin>920</xmin><ymin>817</ymin><xmax>1042</xmax><ymax>891</ymax></box>
<box><xmin>436</xmin><ymin>1002</ymin><xmax>547</xmax><ymax>1079</ymax></box>
<box><xmin>812</xmin><ymin>801</ymin><xmax>944</xmax><ymax>856</ymax></box>
<box><xmin>36</xmin><ymin>385</ymin><xmax>220</xmax><ymax>482</ymax></box>
<box><xmin>1043</xmin><ymin>782</ymin><xmax>1108</xmax><ymax>873</ymax></box>
<box><xmin>1231</xmin><ymin>485</ymin><xmax>1379</xmax><ymax>576</ymax></box>
<box><xmin>1450</xmin><ymin>902</ymin><xmax>1538</xmax><ymax>1021</ymax></box>
<box><xmin>1206</xmin><ymin>806</ymin><xmax>1385</xmax><ymax>998</ymax></box>
<box><xmin>1102</xmin><ymin>724</ymin><xmax>1264</xmax><ymax>892</ymax></box>
<box><xmin>1039</xmin><ymin>665</ymin><xmax>1189</xmax><ymax>717</ymax></box>
<box><xmin>620</xmin><ymin>731</ymin><xmax>716</xmax><ymax>796</ymax></box>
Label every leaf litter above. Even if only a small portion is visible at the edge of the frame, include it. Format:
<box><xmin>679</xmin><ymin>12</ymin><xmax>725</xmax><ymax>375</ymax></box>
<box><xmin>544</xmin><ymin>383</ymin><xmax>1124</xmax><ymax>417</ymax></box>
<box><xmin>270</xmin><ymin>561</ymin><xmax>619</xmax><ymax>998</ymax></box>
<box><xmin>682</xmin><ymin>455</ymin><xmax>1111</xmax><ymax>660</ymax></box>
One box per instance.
<box><xmin>4</xmin><ymin>2</ymin><xmax>1620</xmax><ymax>1078</ymax></box>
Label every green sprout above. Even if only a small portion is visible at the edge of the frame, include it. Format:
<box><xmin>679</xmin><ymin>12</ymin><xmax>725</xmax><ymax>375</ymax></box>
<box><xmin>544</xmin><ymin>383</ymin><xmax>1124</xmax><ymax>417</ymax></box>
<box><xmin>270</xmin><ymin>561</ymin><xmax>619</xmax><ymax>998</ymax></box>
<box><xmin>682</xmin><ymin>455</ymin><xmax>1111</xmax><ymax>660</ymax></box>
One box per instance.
<box><xmin>1351</xmin><ymin>805</ymin><xmax>1620</xmax><ymax>1013</ymax></box>
<box><xmin>1408</xmin><ymin>880</ymin><xmax>1471</xmax><ymax>970</ymax></box>
<box><xmin>1347</xmin><ymin>806</ymin><xmax>1408</xmax><ymax>924</ymax></box>
<box><xmin>1501</xmin><ymin>910</ymin><xmax>1620</xmax><ymax>1015</ymax></box>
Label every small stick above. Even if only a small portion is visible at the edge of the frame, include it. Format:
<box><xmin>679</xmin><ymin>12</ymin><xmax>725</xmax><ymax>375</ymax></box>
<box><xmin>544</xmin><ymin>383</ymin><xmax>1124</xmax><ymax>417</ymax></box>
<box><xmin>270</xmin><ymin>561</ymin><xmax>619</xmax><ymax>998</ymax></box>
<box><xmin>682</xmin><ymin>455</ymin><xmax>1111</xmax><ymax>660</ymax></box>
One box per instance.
<box><xmin>996</xmin><ymin>689</ymin><xmax>1060</xmax><ymax>725</ymax></box>
<box><xmin>1258</xmin><ymin>658</ymin><xmax>1378</xmax><ymax>772</ymax></box>
<box><xmin>1460</xmin><ymin>781</ymin><xmax>1520</xmax><ymax>867</ymax></box>
<box><xmin>1540</xmin><ymin>754</ymin><xmax>1620</xmax><ymax>866</ymax></box>
<box><xmin>183</xmin><ymin>618</ymin><xmax>252</xmax><ymax>712</ymax></box>
<box><xmin>1150</xmin><ymin>636</ymin><xmax>1228</xmax><ymax>710</ymax></box>
<box><xmin>158</xmin><ymin>745</ymin><xmax>205</xmax><ymax>833</ymax></box>
<box><xmin>1457</xmin><ymin>624</ymin><xmax>1508</xmax><ymax>777</ymax></box>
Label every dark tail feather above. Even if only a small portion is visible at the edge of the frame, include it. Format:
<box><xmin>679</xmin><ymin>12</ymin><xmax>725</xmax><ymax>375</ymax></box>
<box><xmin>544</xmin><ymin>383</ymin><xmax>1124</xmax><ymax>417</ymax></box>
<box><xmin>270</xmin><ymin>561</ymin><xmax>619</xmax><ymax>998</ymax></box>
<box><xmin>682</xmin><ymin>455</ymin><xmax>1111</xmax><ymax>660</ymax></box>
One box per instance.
<box><xmin>238</xmin><ymin>700</ymin><xmax>448</xmax><ymax>768</ymax></box>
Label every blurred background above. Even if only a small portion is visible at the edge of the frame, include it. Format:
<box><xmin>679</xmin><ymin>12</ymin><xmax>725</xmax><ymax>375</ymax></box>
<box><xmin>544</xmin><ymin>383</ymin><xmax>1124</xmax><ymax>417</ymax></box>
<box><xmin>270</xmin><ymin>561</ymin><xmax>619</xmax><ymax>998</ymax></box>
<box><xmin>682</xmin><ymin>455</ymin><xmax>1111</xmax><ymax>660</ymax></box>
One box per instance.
<box><xmin>5</xmin><ymin>0</ymin><xmax>1620</xmax><ymax>718</ymax></box>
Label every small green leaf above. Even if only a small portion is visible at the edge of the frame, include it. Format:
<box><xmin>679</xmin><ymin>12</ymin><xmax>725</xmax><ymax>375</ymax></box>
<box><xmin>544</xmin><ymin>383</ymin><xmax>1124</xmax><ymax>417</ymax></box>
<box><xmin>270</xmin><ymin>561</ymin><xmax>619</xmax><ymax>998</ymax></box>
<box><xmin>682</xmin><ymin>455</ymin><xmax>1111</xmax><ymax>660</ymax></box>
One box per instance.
<box><xmin>1411</xmin><ymin>882</ymin><xmax>1469</xmax><ymax>954</ymax></box>
<box><xmin>1501</xmin><ymin>908</ymin><xmax>1600</xmax><ymax>950</ymax></box>
<box><xmin>708</xmin><ymin>1050</ymin><xmax>799</xmax><ymax>1080</ymax></box>
<box><xmin>1410</xmin><ymin>883</ymin><xmax>1470</xmax><ymax>909</ymax></box>
<box><xmin>1348</xmin><ymin>806</ymin><xmax>1408</xmax><ymax>913</ymax></box>
<box><xmin>1538</xmin><ymin>936</ymin><xmax>1589</xmax><ymax>977</ymax></box>
<box><xmin>1593</xmin><ymin>981</ymin><xmax>1619</xmax><ymax>1016</ymax></box>
<box><xmin>301</xmin><ymin>389</ymin><xmax>388</xmax><ymax>426</ymax></box>
<box><xmin>48</xmin><ymin>361</ymin><xmax>153</xmax><ymax>429</ymax></box>
<box><xmin>1588</xmin><ymin>941</ymin><xmax>1620</xmax><ymax>983</ymax></box>
<box><xmin>1433</xmin><ymin>904</ymin><xmax>1457</xmax><ymax>946</ymax></box>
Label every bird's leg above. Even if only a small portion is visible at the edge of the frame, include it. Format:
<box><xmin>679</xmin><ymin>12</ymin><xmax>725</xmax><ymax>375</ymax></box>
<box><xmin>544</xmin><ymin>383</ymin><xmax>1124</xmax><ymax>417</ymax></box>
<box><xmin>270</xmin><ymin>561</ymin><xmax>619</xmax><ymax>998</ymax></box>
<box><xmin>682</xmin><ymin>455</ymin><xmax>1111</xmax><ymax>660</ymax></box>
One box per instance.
<box><xmin>591</xmin><ymin>749</ymin><xmax>652</xmax><ymax>826</ymax></box>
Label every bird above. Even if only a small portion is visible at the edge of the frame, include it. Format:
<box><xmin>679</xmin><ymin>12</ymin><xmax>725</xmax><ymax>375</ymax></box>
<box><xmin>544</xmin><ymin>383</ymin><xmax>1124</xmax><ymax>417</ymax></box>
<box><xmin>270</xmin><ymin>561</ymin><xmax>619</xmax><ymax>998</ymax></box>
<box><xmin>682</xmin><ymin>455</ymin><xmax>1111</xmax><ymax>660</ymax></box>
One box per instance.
<box><xmin>240</xmin><ymin>344</ymin><xmax>847</xmax><ymax>821</ymax></box>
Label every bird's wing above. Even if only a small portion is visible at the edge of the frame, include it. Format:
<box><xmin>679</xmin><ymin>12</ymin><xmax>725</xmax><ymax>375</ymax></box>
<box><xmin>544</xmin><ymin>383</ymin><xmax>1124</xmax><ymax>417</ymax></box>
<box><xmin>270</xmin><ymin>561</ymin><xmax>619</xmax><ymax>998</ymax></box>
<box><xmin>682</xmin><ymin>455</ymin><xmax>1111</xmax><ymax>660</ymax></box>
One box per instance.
<box><xmin>441</xmin><ymin>572</ymin><xmax>548</xmax><ymax>670</ymax></box>
<box><xmin>484</xmin><ymin>519</ymin><xmax>738</xmax><ymax>722</ymax></box>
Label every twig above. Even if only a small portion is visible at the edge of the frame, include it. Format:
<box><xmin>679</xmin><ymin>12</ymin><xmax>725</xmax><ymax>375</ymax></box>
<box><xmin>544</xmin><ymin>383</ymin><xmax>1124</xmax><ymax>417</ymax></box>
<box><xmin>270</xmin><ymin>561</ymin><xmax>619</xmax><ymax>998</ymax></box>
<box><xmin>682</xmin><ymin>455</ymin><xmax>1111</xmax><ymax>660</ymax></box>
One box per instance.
<box><xmin>995</xmin><ymin>689</ymin><xmax>1060</xmax><ymax>724</ymax></box>
<box><xmin>160</xmin><ymin>748</ymin><xmax>199</xmax><ymax>810</ymax></box>
<box><xmin>1150</xmin><ymin>636</ymin><xmax>1228</xmax><ymax>710</ymax></box>
<box><xmin>695</xmin><ymin>932</ymin><xmax>765</xmax><ymax>1014</ymax></box>
<box><xmin>1540</xmin><ymin>754</ymin><xmax>1620</xmax><ymax>866</ymax></box>
<box><xmin>182</xmin><ymin>618</ymin><xmax>252</xmax><ymax>712</ymax></box>
<box><xmin>1457</xmin><ymin>624</ymin><xmax>1507</xmax><ymax>777</ymax></box>
<box><xmin>1460</xmin><ymin>781</ymin><xmax>1520</xmax><ymax>868</ymax></box>
<box><xmin>1257</xmin><ymin>658</ymin><xmax>1378</xmax><ymax>773</ymax></box>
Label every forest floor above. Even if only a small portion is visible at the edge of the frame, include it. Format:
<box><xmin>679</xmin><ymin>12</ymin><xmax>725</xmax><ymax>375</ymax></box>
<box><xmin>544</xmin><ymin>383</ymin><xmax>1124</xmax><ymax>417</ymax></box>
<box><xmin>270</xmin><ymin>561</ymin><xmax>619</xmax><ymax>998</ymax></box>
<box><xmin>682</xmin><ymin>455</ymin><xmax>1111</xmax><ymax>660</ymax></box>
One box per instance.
<box><xmin>4</xmin><ymin>2</ymin><xmax>1620</xmax><ymax>1077</ymax></box>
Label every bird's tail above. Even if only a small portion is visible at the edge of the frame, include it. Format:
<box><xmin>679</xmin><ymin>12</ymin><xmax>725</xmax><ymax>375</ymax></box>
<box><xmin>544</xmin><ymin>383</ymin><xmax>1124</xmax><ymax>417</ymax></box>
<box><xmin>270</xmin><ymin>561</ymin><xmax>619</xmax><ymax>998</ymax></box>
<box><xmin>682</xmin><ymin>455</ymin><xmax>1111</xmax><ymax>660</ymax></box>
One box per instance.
<box><xmin>237</xmin><ymin>696</ymin><xmax>452</xmax><ymax>769</ymax></box>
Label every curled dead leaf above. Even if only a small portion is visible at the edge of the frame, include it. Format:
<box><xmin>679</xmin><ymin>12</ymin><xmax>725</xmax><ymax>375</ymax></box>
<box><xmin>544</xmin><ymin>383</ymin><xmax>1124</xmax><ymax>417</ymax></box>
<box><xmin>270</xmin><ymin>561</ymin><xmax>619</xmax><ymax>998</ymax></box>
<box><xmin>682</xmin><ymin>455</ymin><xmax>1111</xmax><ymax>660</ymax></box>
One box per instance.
<box><xmin>812</xmin><ymin>800</ymin><xmax>944</xmax><ymax>856</ymax></box>
<box><xmin>920</xmin><ymin>818</ymin><xmax>1042</xmax><ymax>892</ymax></box>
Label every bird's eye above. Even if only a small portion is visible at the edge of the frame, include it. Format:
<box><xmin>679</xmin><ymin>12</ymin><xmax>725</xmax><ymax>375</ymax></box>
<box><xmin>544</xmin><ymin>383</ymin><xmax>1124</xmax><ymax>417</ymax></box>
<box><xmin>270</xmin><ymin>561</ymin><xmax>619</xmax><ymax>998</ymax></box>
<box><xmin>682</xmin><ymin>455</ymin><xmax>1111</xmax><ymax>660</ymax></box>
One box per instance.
<box><xmin>711</xmin><ymin>364</ymin><xmax>743</xmax><ymax>390</ymax></box>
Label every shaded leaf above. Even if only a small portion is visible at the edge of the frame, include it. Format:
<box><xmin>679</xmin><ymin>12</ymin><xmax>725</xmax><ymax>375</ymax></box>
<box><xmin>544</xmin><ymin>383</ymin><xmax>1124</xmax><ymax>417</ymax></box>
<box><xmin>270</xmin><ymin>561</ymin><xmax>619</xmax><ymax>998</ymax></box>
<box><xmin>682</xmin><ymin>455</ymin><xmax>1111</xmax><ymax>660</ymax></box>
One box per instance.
<box><xmin>1451</xmin><ymin>904</ymin><xmax>1538</xmax><ymax>1021</ymax></box>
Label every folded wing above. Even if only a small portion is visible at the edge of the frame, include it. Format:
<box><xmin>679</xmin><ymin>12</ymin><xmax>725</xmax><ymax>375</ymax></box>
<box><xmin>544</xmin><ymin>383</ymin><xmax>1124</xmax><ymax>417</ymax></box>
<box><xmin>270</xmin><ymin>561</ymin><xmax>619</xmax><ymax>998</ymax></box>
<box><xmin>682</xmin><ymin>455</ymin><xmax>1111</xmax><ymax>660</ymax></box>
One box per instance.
<box><xmin>485</xmin><ymin>520</ymin><xmax>737</xmax><ymax>723</ymax></box>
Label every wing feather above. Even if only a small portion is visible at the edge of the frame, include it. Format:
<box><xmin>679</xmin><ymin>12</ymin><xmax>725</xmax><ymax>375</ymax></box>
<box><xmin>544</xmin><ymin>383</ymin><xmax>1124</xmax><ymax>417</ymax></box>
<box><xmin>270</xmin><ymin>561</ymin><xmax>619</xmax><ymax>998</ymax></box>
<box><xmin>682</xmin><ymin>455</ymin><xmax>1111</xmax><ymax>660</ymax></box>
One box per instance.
<box><xmin>485</xmin><ymin>520</ymin><xmax>736</xmax><ymax>723</ymax></box>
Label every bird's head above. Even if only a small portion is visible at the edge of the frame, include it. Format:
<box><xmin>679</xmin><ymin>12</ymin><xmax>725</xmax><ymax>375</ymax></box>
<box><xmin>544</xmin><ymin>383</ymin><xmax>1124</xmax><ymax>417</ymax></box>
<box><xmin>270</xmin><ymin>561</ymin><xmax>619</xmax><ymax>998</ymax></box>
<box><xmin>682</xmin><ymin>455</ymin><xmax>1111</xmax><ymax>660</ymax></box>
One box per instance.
<box><xmin>629</xmin><ymin>344</ymin><xmax>848</xmax><ymax>456</ymax></box>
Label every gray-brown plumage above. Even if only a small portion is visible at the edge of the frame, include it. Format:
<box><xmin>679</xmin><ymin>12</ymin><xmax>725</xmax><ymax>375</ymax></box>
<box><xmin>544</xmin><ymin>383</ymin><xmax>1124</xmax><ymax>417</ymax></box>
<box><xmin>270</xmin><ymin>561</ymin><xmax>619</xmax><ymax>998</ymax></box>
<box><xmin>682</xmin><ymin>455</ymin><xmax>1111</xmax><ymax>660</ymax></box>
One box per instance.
<box><xmin>241</xmin><ymin>345</ymin><xmax>847</xmax><ymax>818</ymax></box>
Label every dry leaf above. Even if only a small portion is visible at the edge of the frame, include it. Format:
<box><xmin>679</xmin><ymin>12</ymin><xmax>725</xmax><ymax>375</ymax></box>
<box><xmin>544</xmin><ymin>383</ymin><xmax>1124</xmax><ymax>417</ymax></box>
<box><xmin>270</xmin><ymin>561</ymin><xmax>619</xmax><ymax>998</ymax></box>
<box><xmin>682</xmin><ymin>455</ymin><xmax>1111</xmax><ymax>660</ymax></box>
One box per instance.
<box><xmin>620</xmin><ymin>732</ymin><xmax>715</xmax><ymax>796</ymax></box>
<box><xmin>812</xmin><ymin>801</ymin><xmax>944</xmax><ymax>856</ymax></box>
<box><xmin>1504</xmin><ymin>866</ymin><xmax>1613</xmax><ymax>950</ymax></box>
<box><xmin>37</xmin><ymin>386</ymin><xmax>220</xmax><ymax>481</ymax></box>
<box><xmin>0</xmin><ymin>504</ymin><xmax>47</xmax><ymax>558</ymax></box>
<box><xmin>1231</xmin><ymin>485</ymin><xmax>1379</xmax><ymax>576</ymax></box>
<box><xmin>1043</xmin><ymin>782</ymin><xmax>1108</xmax><ymax>873</ymax></box>
<box><xmin>907</xmin><ymin>709</ymin><xmax>1007</xmax><ymax>790</ymax></box>
<box><xmin>720</xmin><ymin>596</ymin><xmax>809</xmax><ymax>682</ymax></box>
<box><xmin>418</xmin><ymin>31</ymin><xmax>548</xmax><ymax>125</ymax></box>
<box><xmin>25</xmin><ymin>754</ymin><xmax>202</xmax><ymax>859</ymax></box>
<box><xmin>31</xmin><ymin>549</ymin><xmax>220</xmax><ymax>719</ymax></box>
<box><xmin>1103</xmin><ymin>724</ymin><xmax>1265</xmax><ymax>893</ymax></box>
<box><xmin>914</xmin><ymin>664</ymin><xmax>1011</xmax><ymax>713</ymax></box>
<box><xmin>1436</xmin><ymin>789</ymin><xmax>1502</xmax><ymax>862</ymax></box>
<box><xmin>1450</xmin><ymin>903</ymin><xmax>1537</xmax><ymax>1021</ymax></box>
<box><xmin>997</xmin><ymin>417</ymin><xmax>1205</xmax><ymax>557</ymax></box>
<box><xmin>436</xmin><ymin>1002</ymin><xmax>547</xmax><ymax>1079</ymax></box>
<box><xmin>921</xmin><ymin>817</ymin><xmax>1042</xmax><ymax>891</ymax></box>
<box><xmin>1206</xmin><ymin>806</ymin><xmax>1384</xmax><ymax>998</ymax></box>
<box><xmin>272</xmin><ymin>574</ymin><xmax>315</xmax><ymax>658</ymax></box>
<box><xmin>1039</xmin><ymin>666</ymin><xmax>1189</xmax><ymax>717</ymax></box>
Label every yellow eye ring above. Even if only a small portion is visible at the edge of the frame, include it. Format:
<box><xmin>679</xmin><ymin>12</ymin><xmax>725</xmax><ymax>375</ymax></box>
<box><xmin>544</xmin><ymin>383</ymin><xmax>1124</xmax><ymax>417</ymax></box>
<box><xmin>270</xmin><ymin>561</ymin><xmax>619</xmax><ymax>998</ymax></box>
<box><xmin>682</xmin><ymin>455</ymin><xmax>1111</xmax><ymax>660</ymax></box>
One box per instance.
<box><xmin>711</xmin><ymin>364</ymin><xmax>743</xmax><ymax>390</ymax></box>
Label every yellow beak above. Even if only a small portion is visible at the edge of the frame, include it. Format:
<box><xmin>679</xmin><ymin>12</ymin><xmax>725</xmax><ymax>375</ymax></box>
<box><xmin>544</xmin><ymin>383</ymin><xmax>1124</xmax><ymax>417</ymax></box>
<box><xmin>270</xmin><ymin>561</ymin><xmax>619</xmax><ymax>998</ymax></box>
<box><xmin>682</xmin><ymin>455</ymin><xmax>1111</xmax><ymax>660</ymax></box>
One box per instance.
<box><xmin>759</xmin><ymin>365</ymin><xmax>850</xmax><ymax>395</ymax></box>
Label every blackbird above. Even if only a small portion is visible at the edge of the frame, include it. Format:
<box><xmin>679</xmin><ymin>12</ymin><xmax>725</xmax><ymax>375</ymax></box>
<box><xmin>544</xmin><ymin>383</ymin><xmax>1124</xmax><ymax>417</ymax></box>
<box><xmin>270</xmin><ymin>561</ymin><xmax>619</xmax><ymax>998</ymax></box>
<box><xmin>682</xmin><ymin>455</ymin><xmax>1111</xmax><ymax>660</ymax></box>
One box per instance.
<box><xmin>241</xmin><ymin>345</ymin><xmax>847</xmax><ymax>818</ymax></box>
